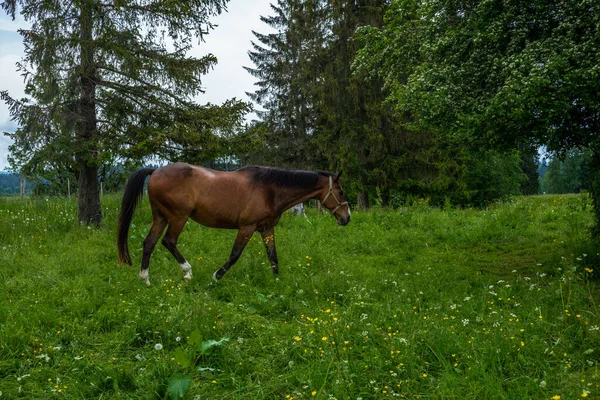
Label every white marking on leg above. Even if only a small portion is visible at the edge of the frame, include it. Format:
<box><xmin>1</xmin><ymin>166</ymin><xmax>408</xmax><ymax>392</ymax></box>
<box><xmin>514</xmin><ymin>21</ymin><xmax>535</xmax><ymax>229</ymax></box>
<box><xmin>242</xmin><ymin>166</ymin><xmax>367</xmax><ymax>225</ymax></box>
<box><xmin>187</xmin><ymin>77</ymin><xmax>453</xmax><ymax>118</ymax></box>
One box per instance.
<box><xmin>212</xmin><ymin>270</ymin><xmax>220</xmax><ymax>282</ymax></box>
<box><xmin>140</xmin><ymin>269</ymin><xmax>150</xmax><ymax>286</ymax></box>
<box><xmin>180</xmin><ymin>261</ymin><xmax>193</xmax><ymax>282</ymax></box>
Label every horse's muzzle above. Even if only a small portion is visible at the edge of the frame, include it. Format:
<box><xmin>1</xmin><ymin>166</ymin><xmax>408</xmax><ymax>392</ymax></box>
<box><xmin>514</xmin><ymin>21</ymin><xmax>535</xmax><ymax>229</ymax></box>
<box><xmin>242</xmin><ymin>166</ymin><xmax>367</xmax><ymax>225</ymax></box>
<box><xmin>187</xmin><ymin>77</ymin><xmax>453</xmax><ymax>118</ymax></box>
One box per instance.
<box><xmin>337</xmin><ymin>215</ymin><xmax>350</xmax><ymax>226</ymax></box>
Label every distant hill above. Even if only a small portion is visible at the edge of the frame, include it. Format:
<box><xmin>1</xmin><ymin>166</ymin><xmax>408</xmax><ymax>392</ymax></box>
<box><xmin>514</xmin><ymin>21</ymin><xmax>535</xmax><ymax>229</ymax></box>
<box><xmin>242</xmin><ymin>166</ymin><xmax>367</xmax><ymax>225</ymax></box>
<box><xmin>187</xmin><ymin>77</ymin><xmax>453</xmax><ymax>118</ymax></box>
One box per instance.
<box><xmin>0</xmin><ymin>172</ymin><xmax>33</xmax><ymax>195</ymax></box>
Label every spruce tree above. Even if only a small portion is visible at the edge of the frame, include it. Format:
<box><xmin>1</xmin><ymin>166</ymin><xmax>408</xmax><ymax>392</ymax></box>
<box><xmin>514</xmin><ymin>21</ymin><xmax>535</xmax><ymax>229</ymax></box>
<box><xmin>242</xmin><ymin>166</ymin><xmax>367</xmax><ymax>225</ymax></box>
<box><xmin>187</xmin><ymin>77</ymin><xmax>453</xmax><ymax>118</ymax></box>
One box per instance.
<box><xmin>1</xmin><ymin>0</ymin><xmax>248</xmax><ymax>224</ymax></box>
<box><xmin>245</xmin><ymin>0</ymin><xmax>327</xmax><ymax>169</ymax></box>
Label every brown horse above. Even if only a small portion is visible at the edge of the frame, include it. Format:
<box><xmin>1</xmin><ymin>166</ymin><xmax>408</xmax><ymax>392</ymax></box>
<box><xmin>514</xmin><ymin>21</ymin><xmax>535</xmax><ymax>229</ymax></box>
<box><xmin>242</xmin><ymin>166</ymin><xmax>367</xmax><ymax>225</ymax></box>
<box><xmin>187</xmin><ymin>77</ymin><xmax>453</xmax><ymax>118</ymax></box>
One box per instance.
<box><xmin>117</xmin><ymin>162</ymin><xmax>350</xmax><ymax>285</ymax></box>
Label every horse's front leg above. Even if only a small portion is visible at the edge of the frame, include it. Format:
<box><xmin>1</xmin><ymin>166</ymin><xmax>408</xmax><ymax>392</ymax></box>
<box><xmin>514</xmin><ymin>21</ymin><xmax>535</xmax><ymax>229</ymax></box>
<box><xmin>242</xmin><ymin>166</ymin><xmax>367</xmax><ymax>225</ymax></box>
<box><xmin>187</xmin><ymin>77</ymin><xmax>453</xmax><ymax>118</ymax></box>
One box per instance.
<box><xmin>260</xmin><ymin>227</ymin><xmax>279</xmax><ymax>276</ymax></box>
<box><xmin>213</xmin><ymin>225</ymin><xmax>255</xmax><ymax>281</ymax></box>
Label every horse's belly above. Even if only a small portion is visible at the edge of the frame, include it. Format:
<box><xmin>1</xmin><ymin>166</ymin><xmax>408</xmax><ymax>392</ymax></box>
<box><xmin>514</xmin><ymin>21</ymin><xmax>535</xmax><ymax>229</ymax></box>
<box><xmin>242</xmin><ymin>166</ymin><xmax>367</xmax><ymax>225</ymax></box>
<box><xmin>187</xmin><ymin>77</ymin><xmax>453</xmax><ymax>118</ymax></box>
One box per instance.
<box><xmin>189</xmin><ymin>210</ymin><xmax>239</xmax><ymax>229</ymax></box>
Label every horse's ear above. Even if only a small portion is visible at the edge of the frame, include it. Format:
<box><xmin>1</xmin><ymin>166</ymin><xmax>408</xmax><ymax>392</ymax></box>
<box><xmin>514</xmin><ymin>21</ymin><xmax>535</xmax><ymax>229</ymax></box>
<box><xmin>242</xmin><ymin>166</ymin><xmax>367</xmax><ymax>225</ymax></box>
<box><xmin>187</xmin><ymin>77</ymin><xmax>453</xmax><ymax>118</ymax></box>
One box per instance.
<box><xmin>334</xmin><ymin>171</ymin><xmax>342</xmax><ymax>182</ymax></box>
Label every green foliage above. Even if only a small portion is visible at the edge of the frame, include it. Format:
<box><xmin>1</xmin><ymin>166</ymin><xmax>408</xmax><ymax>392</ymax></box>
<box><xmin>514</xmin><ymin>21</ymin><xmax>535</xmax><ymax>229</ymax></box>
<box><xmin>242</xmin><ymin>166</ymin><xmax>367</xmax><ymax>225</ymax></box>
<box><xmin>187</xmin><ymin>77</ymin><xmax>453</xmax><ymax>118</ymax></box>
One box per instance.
<box><xmin>355</xmin><ymin>0</ymin><xmax>600</xmax><ymax>231</ymax></box>
<box><xmin>462</xmin><ymin>150</ymin><xmax>526</xmax><ymax>207</ymax></box>
<box><xmin>167</xmin><ymin>373</ymin><xmax>191</xmax><ymax>400</ymax></box>
<box><xmin>0</xmin><ymin>193</ymin><xmax>599</xmax><ymax>398</ymax></box>
<box><xmin>248</xmin><ymin>1</ymin><xmax>463</xmax><ymax>207</ymax></box>
<box><xmin>541</xmin><ymin>148</ymin><xmax>592</xmax><ymax>195</ymax></box>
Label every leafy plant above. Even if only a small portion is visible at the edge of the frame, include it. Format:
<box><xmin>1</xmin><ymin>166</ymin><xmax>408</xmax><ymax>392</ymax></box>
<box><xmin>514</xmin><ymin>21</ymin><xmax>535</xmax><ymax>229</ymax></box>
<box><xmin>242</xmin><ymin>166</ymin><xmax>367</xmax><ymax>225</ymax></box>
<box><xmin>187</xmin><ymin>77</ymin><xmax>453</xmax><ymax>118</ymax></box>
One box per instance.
<box><xmin>167</xmin><ymin>330</ymin><xmax>230</xmax><ymax>399</ymax></box>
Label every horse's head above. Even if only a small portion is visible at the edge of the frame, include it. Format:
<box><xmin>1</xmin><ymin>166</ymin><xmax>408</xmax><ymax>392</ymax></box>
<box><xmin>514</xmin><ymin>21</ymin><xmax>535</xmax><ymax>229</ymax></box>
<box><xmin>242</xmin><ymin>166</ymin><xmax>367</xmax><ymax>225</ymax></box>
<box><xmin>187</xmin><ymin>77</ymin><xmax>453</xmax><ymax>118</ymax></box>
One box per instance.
<box><xmin>320</xmin><ymin>172</ymin><xmax>351</xmax><ymax>226</ymax></box>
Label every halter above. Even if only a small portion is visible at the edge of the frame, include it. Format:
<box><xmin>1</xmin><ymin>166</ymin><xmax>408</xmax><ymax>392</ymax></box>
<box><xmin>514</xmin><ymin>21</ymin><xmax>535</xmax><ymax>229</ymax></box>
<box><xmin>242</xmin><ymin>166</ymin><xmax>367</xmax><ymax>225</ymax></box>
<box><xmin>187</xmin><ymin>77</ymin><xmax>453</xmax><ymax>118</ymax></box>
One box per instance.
<box><xmin>322</xmin><ymin>176</ymin><xmax>349</xmax><ymax>215</ymax></box>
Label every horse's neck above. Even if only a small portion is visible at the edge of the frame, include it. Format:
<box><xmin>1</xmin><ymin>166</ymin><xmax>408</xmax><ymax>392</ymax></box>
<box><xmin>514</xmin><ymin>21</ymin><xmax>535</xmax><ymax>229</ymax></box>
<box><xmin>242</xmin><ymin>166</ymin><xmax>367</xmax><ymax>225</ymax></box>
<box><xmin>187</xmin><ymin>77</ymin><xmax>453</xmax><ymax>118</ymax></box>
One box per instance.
<box><xmin>276</xmin><ymin>185</ymin><xmax>321</xmax><ymax>213</ymax></box>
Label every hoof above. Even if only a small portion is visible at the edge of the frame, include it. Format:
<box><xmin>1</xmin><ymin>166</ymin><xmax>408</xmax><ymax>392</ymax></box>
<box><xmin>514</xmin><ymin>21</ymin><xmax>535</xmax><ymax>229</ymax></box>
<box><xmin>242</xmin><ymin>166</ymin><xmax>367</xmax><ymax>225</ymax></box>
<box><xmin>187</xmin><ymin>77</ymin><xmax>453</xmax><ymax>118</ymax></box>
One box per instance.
<box><xmin>212</xmin><ymin>271</ymin><xmax>221</xmax><ymax>282</ymax></box>
<box><xmin>140</xmin><ymin>270</ymin><xmax>150</xmax><ymax>286</ymax></box>
<box><xmin>184</xmin><ymin>275</ymin><xmax>192</xmax><ymax>283</ymax></box>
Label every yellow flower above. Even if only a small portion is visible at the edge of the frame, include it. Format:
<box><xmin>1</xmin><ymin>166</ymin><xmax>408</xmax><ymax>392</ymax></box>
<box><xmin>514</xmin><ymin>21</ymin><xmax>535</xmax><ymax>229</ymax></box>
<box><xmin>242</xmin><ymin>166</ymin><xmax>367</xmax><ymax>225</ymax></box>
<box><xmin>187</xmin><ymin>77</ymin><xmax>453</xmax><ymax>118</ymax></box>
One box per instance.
<box><xmin>312</xmin><ymin>391</ymin><xmax>317</xmax><ymax>396</ymax></box>
<box><xmin>322</xmin><ymin>337</ymin><xmax>328</xmax><ymax>341</ymax></box>
<box><xmin>552</xmin><ymin>396</ymin><xmax>561</xmax><ymax>400</ymax></box>
<box><xmin>581</xmin><ymin>393</ymin><xmax>588</xmax><ymax>398</ymax></box>
<box><xmin>585</xmin><ymin>268</ymin><xmax>593</xmax><ymax>273</ymax></box>
<box><xmin>294</xmin><ymin>336</ymin><xmax>301</xmax><ymax>341</ymax></box>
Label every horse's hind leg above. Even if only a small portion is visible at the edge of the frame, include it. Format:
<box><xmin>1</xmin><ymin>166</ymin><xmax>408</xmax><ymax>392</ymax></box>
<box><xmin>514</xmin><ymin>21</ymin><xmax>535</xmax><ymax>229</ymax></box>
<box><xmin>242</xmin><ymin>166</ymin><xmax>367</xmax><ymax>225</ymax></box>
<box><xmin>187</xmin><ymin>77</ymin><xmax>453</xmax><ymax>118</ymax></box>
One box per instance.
<box><xmin>141</xmin><ymin>214</ymin><xmax>168</xmax><ymax>286</ymax></box>
<box><xmin>260</xmin><ymin>227</ymin><xmax>279</xmax><ymax>276</ymax></box>
<box><xmin>213</xmin><ymin>225</ymin><xmax>255</xmax><ymax>281</ymax></box>
<box><xmin>161</xmin><ymin>218</ymin><xmax>193</xmax><ymax>282</ymax></box>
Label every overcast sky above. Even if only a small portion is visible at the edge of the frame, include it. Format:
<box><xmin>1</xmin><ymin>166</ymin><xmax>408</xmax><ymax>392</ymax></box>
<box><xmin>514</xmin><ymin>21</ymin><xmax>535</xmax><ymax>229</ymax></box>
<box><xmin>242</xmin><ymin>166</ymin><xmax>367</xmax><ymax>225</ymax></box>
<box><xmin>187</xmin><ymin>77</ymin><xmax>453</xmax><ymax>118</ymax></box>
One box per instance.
<box><xmin>0</xmin><ymin>0</ymin><xmax>273</xmax><ymax>171</ymax></box>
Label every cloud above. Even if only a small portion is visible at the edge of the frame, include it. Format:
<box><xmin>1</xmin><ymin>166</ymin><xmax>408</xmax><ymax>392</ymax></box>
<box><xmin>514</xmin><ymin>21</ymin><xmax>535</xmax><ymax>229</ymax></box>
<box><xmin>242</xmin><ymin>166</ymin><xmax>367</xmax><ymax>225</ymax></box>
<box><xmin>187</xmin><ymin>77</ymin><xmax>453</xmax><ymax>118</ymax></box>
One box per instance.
<box><xmin>190</xmin><ymin>0</ymin><xmax>274</xmax><ymax>107</ymax></box>
<box><xmin>0</xmin><ymin>13</ymin><xmax>28</xmax><ymax>32</ymax></box>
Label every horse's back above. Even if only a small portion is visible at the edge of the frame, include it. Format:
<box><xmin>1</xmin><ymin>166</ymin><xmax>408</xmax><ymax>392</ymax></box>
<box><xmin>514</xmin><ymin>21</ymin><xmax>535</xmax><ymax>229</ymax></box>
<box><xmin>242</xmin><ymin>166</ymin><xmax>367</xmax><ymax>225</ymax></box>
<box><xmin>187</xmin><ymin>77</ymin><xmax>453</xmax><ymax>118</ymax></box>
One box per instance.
<box><xmin>147</xmin><ymin>163</ymin><xmax>264</xmax><ymax>228</ymax></box>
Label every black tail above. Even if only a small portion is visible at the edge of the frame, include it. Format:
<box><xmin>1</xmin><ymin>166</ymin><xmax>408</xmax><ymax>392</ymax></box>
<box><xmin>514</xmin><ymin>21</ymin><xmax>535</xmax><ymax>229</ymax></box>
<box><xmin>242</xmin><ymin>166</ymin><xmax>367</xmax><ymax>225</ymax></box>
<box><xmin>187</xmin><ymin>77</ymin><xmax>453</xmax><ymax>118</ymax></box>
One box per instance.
<box><xmin>117</xmin><ymin>168</ymin><xmax>156</xmax><ymax>265</ymax></box>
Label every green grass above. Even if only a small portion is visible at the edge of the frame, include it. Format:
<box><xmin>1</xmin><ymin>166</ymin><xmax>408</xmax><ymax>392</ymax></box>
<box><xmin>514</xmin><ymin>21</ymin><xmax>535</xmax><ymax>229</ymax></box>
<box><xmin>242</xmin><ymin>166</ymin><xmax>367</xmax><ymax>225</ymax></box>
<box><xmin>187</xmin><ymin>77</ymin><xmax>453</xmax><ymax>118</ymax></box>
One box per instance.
<box><xmin>1</xmin><ymin>193</ymin><xmax>599</xmax><ymax>399</ymax></box>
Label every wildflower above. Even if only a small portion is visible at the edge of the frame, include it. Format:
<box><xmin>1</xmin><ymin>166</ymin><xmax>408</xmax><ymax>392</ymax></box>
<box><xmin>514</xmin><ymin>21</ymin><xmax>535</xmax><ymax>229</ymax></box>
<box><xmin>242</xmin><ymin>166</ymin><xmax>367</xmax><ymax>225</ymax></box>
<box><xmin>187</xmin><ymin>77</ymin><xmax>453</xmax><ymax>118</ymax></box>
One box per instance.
<box><xmin>312</xmin><ymin>391</ymin><xmax>317</xmax><ymax>396</ymax></box>
<box><xmin>176</xmin><ymin>336</ymin><xmax>181</xmax><ymax>342</ymax></box>
<box><xmin>585</xmin><ymin>268</ymin><xmax>593</xmax><ymax>273</ymax></box>
<box><xmin>581</xmin><ymin>393</ymin><xmax>589</xmax><ymax>398</ymax></box>
<box><xmin>322</xmin><ymin>337</ymin><xmax>328</xmax><ymax>341</ymax></box>
<box><xmin>154</xmin><ymin>343</ymin><xmax>163</xmax><ymax>351</ymax></box>
<box><xmin>552</xmin><ymin>396</ymin><xmax>561</xmax><ymax>400</ymax></box>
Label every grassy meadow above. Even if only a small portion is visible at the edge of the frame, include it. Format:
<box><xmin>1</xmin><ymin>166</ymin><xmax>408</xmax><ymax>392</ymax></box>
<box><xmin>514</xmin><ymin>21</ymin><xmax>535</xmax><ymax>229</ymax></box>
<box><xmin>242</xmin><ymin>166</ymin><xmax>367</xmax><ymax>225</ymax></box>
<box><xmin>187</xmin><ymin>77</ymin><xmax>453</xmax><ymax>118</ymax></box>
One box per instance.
<box><xmin>1</xmin><ymin>193</ymin><xmax>599</xmax><ymax>399</ymax></box>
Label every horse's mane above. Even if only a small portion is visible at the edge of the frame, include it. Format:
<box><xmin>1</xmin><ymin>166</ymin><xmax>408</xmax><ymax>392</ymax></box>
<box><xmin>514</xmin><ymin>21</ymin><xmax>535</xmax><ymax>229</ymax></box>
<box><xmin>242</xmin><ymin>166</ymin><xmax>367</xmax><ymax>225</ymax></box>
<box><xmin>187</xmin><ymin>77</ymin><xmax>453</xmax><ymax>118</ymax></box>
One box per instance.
<box><xmin>244</xmin><ymin>166</ymin><xmax>334</xmax><ymax>189</ymax></box>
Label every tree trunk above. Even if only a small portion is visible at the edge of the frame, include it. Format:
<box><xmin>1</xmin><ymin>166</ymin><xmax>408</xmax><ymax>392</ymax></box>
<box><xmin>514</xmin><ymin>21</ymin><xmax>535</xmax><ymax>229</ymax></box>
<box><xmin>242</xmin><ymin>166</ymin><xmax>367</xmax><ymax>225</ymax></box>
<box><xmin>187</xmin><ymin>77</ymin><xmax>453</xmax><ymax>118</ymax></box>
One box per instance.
<box><xmin>78</xmin><ymin>164</ymin><xmax>102</xmax><ymax>224</ymax></box>
<box><xmin>357</xmin><ymin>191</ymin><xmax>369</xmax><ymax>210</ymax></box>
<box><xmin>77</xmin><ymin>2</ymin><xmax>102</xmax><ymax>225</ymax></box>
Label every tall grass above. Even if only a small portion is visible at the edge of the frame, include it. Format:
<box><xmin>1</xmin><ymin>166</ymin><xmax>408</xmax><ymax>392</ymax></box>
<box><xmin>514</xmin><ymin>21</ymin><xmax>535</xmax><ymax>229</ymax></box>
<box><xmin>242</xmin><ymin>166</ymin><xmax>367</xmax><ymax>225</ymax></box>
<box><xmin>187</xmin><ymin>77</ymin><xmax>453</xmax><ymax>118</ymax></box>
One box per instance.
<box><xmin>0</xmin><ymin>194</ymin><xmax>598</xmax><ymax>399</ymax></box>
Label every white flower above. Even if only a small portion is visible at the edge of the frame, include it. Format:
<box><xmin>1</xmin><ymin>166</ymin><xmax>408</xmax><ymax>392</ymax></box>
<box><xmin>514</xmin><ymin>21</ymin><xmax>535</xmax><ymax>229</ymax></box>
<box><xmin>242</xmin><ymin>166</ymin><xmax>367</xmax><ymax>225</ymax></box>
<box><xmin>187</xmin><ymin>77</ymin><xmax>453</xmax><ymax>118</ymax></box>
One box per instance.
<box><xmin>176</xmin><ymin>336</ymin><xmax>181</xmax><ymax>342</ymax></box>
<box><xmin>463</xmin><ymin>296</ymin><xmax>471</xmax><ymax>301</ymax></box>
<box><xmin>154</xmin><ymin>343</ymin><xmax>163</xmax><ymax>351</ymax></box>
<box><xmin>539</xmin><ymin>380</ymin><xmax>546</xmax><ymax>388</ymax></box>
<box><xmin>462</xmin><ymin>319</ymin><xmax>469</xmax><ymax>326</ymax></box>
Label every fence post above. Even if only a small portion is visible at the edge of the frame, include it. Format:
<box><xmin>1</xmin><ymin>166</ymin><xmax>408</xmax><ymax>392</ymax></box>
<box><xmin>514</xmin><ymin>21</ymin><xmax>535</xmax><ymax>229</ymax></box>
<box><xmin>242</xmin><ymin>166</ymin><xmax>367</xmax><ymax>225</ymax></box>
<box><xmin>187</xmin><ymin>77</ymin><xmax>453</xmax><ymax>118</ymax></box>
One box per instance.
<box><xmin>20</xmin><ymin>178</ymin><xmax>25</xmax><ymax>198</ymax></box>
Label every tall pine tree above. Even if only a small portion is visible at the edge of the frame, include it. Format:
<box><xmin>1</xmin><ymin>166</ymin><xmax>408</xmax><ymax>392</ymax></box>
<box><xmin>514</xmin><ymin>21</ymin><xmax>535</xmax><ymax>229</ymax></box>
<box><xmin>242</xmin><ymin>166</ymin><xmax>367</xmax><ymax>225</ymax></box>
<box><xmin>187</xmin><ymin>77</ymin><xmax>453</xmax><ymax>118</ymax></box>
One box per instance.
<box><xmin>1</xmin><ymin>0</ymin><xmax>249</xmax><ymax>224</ymax></box>
<box><xmin>245</xmin><ymin>0</ymin><xmax>327</xmax><ymax>169</ymax></box>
